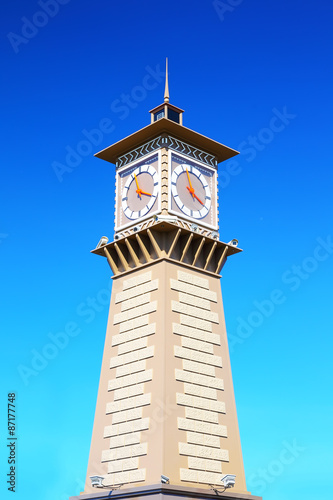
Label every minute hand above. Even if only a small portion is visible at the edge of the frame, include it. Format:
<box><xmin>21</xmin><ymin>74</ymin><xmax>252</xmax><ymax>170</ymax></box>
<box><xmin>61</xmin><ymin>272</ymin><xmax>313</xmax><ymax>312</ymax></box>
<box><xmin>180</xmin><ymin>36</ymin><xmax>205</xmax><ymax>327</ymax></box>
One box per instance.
<box><xmin>186</xmin><ymin>168</ymin><xmax>194</xmax><ymax>197</ymax></box>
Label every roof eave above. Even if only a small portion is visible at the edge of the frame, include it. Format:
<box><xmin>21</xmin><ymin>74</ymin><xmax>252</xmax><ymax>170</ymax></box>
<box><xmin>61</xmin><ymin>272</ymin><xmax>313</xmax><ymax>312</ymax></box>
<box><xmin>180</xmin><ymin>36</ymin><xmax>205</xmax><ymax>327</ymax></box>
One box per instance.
<box><xmin>94</xmin><ymin>118</ymin><xmax>239</xmax><ymax>165</ymax></box>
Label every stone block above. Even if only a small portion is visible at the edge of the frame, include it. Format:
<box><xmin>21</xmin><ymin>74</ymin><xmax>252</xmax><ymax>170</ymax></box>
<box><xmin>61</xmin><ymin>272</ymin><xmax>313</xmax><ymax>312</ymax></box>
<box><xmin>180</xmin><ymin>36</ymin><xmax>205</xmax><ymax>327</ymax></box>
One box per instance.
<box><xmin>115</xmin><ymin>360</ymin><xmax>146</xmax><ymax>378</ymax></box>
<box><xmin>185</xmin><ymin>407</ymin><xmax>219</xmax><ymax>424</ymax></box>
<box><xmin>182</xmin><ymin>360</ymin><xmax>216</xmax><ymax>377</ymax></box>
<box><xmin>113</xmin><ymin>383</ymin><xmax>144</xmax><ymax>401</ymax></box>
<box><xmin>117</xmin><ymin>337</ymin><xmax>148</xmax><ymax>355</ymax></box>
<box><xmin>112</xmin><ymin>407</ymin><xmax>143</xmax><ymax>424</ymax></box>
<box><xmin>107</xmin><ymin>457</ymin><xmax>139</xmax><ymax>473</ymax></box>
<box><xmin>183</xmin><ymin>383</ymin><xmax>217</xmax><ymax>400</ymax></box>
<box><xmin>180</xmin><ymin>315</ymin><xmax>213</xmax><ymax>332</ymax></box>
<box><xmin>186</xmin><ymin>432</ymin><xmax>220</xmax><ymax>448</ymax></box>
<box><xmin>106</xmin><ymin>393</ymin><xmax>151</xmax><ymax>414</ymax></box>
<box><xmin>175</xmin><ymin>369</ymin><xmax>223</xmax><ymax>391</ymax></box>
<box><xmin>120</xmin><ymin>293</ymin><xmax>151</xmax><ymax>312</ymax></box>
<box><xmin>178</xmin><ymin>442</ymin><xmax>229</xmax><ymax>462</ymax></box>
<box><xmin>170</xmin><ymin>279</ymin><xmax>217</xmax><ymax>302</ymax></box>
<box><xmin>109</xmin><ymin>432</ymin><xmax>141</xmax><ymax>449</ymax></box>
<box><xmin>119</xmin><ymin>315</ymin><xmax>149</xmax><ymax>334</ymax></box>
<box><xmin>108</xmin><ymin>369</ymin><xmax>153</xmax><ymax>391</ymax></box>
<box><xmin>173</xmin><ymin>323</ymin><xmax>220</xmax><ymax>345</ymax></box>
<box><xmin>123</xmin><ymin>272</ymin><xmax>151</xmax><ymax>291</ymax></box>
<box><xmin>104</xmin><ymin>417</ymin><xmax>150</xmax><ymax>437</ymax></box>
<box><xmin>113</xmin><ymin>301</ymin><xmax>157</xmax><ymax>325</ymax></box>
<box><xmin>115</xmin><ymin>279</ymin><xmax>158</xmax><ymax>303</ymax></box>
<box><xmin>177</xmin><ymin>270</ymin><xmax>209</xmax><ymax>289</ymax></box>
<box><xmin>174</xmin><ymin>346</ymin><xmax>222</xmax><ymax>367</ymax></box>
<box><xmin>112</xmin><ymin>324</ymin><xmax>156</xmax><ymax>346</ymax></box>
<box><xmin>178</xmin><ymin>292</ymin><xmax>211</xmax><ymax>311</ymax></box>
<box><xmin>181</xmin><ymin>336</ymin><xmax>214</xmax><ymax>354</ymax></box>
<box><xmin>188</xmin><ymin>456</ymin><xmax>222</xmax><ymax>473</ymax></box>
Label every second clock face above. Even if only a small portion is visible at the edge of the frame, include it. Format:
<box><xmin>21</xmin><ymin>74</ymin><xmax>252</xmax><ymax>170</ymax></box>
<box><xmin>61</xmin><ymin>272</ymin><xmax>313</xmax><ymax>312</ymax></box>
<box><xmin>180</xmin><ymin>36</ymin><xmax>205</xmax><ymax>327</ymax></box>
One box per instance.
<box><xmin>171</xmin><ymin>164</ymin><xmax>211</xmax><ymax>219</ymax></box>
<box><xmin>169</xmin><ymin>153</ymin><xmax>217</xmax><ymax>228</ymax></box>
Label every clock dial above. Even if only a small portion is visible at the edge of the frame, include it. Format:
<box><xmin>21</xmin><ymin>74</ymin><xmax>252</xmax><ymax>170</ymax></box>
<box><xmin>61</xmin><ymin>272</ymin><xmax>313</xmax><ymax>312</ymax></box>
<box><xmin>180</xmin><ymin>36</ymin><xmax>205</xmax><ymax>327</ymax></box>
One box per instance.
<box><xmin>122</xmin><ymin>164</ymin><xmax>158</xmax><ymax>220</ymax></box>
<box><xmin>171</xmin><ymin>164</ymin><xmax>211</xmax><ymax>219</ymax></box>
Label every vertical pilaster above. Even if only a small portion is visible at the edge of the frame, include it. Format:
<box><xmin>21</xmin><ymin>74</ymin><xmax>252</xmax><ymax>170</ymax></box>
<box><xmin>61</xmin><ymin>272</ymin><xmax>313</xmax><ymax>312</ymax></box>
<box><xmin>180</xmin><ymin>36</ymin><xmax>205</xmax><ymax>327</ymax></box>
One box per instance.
<box><xmin>160</xmin><ymin>146</ymin><xmax>169</xmax><ymax>214</ymax></box>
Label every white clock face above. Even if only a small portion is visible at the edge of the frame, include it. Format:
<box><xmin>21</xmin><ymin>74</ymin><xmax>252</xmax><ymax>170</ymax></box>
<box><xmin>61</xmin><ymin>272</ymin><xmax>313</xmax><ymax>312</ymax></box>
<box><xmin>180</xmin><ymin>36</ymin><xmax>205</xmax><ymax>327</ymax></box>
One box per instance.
<box><xmin>122</xmin><ymin>164</ymin><xmax>159</xmax><ymax>219</ymax></box>
<box><xmin>171</xmin><ymin>164</ymin><xmax>211</xmax><ymax>219</ymax></box>
<box><xmin>169</xmin><ymin>152</ymin><xmax>217</xmax><ymax>229</ymax></box>
<box><xmin>116</xmin><ymin>152</ymin><xmax>161</xmax><ymax>230</ymax></box>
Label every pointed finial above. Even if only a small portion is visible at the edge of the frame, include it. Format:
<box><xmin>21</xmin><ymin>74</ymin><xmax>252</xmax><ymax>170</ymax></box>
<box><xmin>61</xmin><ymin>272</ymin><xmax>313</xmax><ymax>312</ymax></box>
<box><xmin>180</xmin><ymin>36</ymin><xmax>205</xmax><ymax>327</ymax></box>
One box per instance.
<box><xmin>164</xmin><ymin>57</ymin><xmax>169</xmax><ymax>103</ymax></box>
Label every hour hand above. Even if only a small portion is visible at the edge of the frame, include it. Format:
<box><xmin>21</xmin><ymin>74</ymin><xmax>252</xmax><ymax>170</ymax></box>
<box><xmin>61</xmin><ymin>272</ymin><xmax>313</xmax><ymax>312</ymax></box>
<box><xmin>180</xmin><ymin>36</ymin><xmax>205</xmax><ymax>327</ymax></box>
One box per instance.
<box><xmin>186</xmin><ymin>185</ymin><xmax>195</xmax><ymax>197</ymax></box>
<box><xmin>193</xmin><ymin>193</ymin><xmax>204</xmax><ymax>205</ymax></box>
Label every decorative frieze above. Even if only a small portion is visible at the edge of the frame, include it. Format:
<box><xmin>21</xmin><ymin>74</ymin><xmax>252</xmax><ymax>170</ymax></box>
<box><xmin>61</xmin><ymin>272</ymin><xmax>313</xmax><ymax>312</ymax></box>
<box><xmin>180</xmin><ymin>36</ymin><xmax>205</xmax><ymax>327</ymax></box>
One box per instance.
<box><xmin>116</xmin><ymin>135</ymin><xmax>216</xmax><ymax>169</ymax></box>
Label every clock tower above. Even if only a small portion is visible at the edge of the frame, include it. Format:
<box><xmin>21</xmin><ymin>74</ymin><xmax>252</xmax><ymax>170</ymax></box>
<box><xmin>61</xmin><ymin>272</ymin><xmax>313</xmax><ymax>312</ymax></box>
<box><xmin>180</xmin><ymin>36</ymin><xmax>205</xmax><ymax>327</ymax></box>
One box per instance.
<box><xmin>71</xmin><ymin>62</ymin><xmax>262</xmax><ymax>500</ymax></box>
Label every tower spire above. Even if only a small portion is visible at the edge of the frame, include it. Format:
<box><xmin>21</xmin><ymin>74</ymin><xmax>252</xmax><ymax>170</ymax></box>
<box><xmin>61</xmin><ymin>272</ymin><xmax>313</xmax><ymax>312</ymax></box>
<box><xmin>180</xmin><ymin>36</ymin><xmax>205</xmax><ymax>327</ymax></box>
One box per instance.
<box><xmin>164</xmin><ymin>57</ymin><xmax>169</xmax><ymax>103</ymax></box>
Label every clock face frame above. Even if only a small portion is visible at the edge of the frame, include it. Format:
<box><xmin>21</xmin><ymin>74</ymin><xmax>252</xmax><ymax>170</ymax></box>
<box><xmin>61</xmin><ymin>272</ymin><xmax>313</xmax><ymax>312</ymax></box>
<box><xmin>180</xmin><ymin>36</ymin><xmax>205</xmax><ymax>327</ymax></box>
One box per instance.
<box><xmin>115</xmin><ymin>152</ymin><xmax>161</xmax><ymax>230</ymax></box>
<box><xmin>168</xmin><ymin>151</ymin><xmax>218</xmax><ymax>229</ymax></box>
<box><xmin>171</xmin><ymin>164</ymin><xmax>211</xmax><ymax>219</ymax></box>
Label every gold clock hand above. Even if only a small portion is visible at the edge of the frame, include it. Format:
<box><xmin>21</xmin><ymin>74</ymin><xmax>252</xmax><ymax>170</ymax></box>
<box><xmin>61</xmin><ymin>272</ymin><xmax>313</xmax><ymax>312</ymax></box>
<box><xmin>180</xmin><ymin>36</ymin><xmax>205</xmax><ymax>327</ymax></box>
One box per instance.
<box><xmin>186</xmin><ymin>185</ymin><xmax>195</xmax><ymax>197</ymax></box>
<box><xmin>134</xmin><ymin>173</ymin><xmax>142</xmax><ymax>198</ymax></box>
<box><xmin>186</xmin><ymin>168</ymin><xmax>194</xmax><ymax>197</ymax></box>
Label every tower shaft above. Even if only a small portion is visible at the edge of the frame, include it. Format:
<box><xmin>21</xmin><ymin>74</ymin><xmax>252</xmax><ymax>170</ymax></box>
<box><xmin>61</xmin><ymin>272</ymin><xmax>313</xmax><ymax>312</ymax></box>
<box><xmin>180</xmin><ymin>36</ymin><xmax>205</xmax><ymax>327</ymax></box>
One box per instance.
<box><xmin>82</xmin><ymin>229</ymin><xmax>249</xmax><ymax>495</ymax></box>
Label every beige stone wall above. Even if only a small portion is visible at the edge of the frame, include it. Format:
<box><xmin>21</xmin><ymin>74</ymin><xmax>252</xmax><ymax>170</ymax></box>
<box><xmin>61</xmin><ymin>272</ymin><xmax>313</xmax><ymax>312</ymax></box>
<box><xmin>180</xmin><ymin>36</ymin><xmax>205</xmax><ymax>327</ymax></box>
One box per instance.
<box><xmin>84</xmin><ymin>261</ymin><xmax>248</xmax><ymax>495</ymax></box>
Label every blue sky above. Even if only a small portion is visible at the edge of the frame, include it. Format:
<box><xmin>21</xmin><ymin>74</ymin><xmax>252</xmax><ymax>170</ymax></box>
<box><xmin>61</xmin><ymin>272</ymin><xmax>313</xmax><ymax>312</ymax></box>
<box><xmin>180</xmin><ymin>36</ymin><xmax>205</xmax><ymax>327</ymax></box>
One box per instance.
<box><xmin>0</xmin><ymin>1</ymin><xmax>332</xmax><ymax>499</ymax></box>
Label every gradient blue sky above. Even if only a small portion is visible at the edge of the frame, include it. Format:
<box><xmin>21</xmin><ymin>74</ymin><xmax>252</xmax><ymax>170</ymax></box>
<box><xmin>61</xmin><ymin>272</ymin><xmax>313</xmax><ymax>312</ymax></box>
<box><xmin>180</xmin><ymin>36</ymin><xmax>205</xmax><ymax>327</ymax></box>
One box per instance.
<box><xmin>1</xmin><ymin>1</ymin><xmax>332</xmax><ymax>499</ymax></box>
